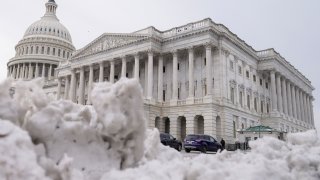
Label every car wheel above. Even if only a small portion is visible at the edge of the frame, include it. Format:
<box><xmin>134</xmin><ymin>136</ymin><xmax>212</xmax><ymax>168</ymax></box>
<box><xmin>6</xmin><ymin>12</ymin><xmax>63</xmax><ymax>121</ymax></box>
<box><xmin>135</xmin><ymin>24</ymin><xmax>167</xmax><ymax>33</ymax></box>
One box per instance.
<box><xmin>185</xmin><ymin>148</ymin><xmax>191</xmax><ymax>153</ymax></box>
<box><xmin>177</xmin><ymin>144</ymin><xmax>182</xmax><ymax>152</ymax></box>
<box><xmin>201</xmin><ymin>146</ymin><xmax>207</xmax><ymax>153</ymax></box>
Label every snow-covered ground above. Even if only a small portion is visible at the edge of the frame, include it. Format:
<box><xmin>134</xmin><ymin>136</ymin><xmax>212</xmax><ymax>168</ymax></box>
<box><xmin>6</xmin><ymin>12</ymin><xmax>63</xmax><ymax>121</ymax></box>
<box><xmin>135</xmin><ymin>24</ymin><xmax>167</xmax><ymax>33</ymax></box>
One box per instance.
<box><xmin>0</xmin><ymin>78</ymin><xmax>319</xmax><ymax>180</ymax></box>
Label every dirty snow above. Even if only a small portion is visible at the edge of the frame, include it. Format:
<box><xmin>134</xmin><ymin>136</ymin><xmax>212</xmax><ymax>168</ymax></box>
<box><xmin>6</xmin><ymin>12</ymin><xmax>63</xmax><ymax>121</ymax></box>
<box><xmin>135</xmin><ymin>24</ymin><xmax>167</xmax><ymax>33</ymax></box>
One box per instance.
<box><xmin>0</xmin><ymin>78</ymin><xmax>319</xmax><ymax>180</ymax></box>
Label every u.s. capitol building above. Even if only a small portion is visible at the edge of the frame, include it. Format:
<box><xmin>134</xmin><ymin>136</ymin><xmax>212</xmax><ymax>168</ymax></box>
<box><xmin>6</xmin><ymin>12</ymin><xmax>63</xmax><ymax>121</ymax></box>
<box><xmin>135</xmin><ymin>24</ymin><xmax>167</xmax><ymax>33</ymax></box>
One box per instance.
<box><xmin>7</xmin><ymin>0</ymin><xmax>315</xmax><ymax>143</ymax></box>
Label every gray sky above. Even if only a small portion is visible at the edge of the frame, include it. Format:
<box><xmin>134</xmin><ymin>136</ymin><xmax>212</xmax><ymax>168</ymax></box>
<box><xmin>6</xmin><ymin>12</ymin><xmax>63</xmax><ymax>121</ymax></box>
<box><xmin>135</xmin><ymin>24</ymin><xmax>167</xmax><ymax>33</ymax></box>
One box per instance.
<box><xmin>1</xmin><ymin>0</ymin><xmax>319</xmax><ymax>131</ymax></box>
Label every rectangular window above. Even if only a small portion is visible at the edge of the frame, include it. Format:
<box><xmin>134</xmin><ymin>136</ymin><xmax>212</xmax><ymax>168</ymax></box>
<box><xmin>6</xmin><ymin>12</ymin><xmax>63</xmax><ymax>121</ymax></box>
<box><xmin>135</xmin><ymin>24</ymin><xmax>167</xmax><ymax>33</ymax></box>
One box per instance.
<box><xmin>230</xmin><ymin>61</ymin><xmax>234</xmax><ymax>70</ymax></box>
<box><xmin>47</xmin><ymin>47</ymin><xmax>50</xmax><ymax>55</ymax></box>
<box><xmin>253</xmin><ymin>75</ymin><xmax>256</xmax><ymax>82</ymax></box>
<box><xmin>238</xmin><ymin>66</ymin><xmax>242</xmax><ymax>75</ymax></box>
<box><xmin>231</xmin><ymin>87</ymin><xmax>235</xmax><ymax>104</ymax></box>
<box><xmin>254</xmin><ymin>98</ymin><xmax>257</xmax><ymax>112</ymax></box>
<box><xmin>53</xmin><ymin>48</ymin><xmax>55</xmax><ymax>56</ymax></box>
<box><xmin>204</xmin><ymin>58</ymin><xmax>206</xmax><ymax>66</ymax></box>
<box><xmin>266</xmin><ymin>82</ymin><xmax>269</xmax><ymax>89</ymax></box>
<box><xmin>260</xmin><ymin>79</ymin><xmax>263</xmax><ymax>86</ymax></box>
<box><xmin>163</xmin><ymin>66</ymin><xmax>166</xmax><ymax>73</ymax></box>
<box><xmin>58</xmin><ymin>49</ymin><xmax>61</xmax><ymax>57</ymax></box>
<box><xmin>178</xmin><ymin>88</ymin><xmax>180</xmax><ymax>99</ymax></box>
<box><xmin>178</xmin><ymin>63</ymin><xmax>180</xmax><ymax>70</ymax></box>
<box><xmin>247</xmin><ymin>95</ymin><xmax>250</xmax><ymax>109</ymax></box>
<box><xmin>163</xmin><ymin>90</ymin><xmax>166</xmax><ymax>101</ymax></box>
<box><xmin>246</xmin><ymin>71</ymin><xmax>249</xmax><ymax>78</ymax></box>
<box><xmin>239</xmin><ymin>91</ymin><xmax>243</xmax><ymax>107</ymax></box>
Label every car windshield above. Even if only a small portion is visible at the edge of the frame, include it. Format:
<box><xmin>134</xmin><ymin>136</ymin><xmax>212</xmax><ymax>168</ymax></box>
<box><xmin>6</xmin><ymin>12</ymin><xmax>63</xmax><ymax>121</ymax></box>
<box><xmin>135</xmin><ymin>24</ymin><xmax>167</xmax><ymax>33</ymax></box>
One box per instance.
<box><xmin>186</xmin><ymin>135</ymin><xmax>200</xmax><ymax>140</ymax></box>
<box><xmin>160</xmin><ymin>133</ymin><xmax>168</xmax><ymax>140</ymax></box>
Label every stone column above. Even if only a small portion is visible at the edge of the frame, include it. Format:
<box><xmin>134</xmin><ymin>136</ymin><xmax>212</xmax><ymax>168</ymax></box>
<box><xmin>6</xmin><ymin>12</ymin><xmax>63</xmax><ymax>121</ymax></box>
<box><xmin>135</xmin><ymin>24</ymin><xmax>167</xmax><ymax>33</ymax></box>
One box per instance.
<box><xmin>42</xmin><ymin>63</ymin><xmax>46</xmax><ymax>78</ymax></box>
<box><xmin>276</xmin><ymin>73</ymin><xmax>283</xmax><ymax>113</ymax></box>
<box><xmin>69</xmin><ymin>69</ymin><xmax>76</xmax><ymax>102</ymax></box>
<box><xmin>205</xmin><ymin>44</ymin><xmax>212</xmax><ymax>95</ymax></box>
<box><xmin>306</xmin><ymin>95</ymin><xmax>311</xmax><ymax>124</ymax></box>
<box><xmin>21</xmin><ymin>63</ymin><xmax>26</xmax><ymax>79</ymax></box>
<box><xmin>78</xmin><ymin>66</ymin><xmax>85</xmax><ymax>105</ymax></box>
<box><xmin>110</xmin><ymin>61</ymin><xmax>115</xmax><ymax>83</ymax></box>
<box><xmin>286</xmin><ymin>81</ymin><xmax>292</xmax><ymax>117</ymax></box>
<box><xmin>16</xmin><ymin>64</ymin><xmax>20</xmax><ymax>79</ymax></box>
<box><xmin>48</xmin><ymin>64</ymin><xmax>52</xmax><ymax>80</ymax></box>
<box><xmin>64</xmin><ymin>76</ymin><xmax>70</xmax><ymax>100</ymax></box>
<box><xmin>158</xmin><ymin>54</ymin><xmax>163</xmax><ymax>102</ymax></box>
<box><xmin>296</xmin><ymin>88</ymin><xmax>301</xmax><ymax>120</ymax></box>
<box><xmin>134</xmin><ymin>53</ymin><xmax>140</xmax><ymax>79</ymax></box>
<box><xmin>301</xmin><ymin>92</ymin><xmax>306</xmax><ymax>122</ymax></box>
<box><xmin>281</xmin><ymin>77</ymin><xmax>288</xmax><ymax>115</ymax></box>
<box><xmin>121</xmin><ymin>56</ymin><xmax>127</xmax><ymax>78</ymax></box>
<box><xmin>99</xmin><ymin>62</ymin><xmax>104</xmax><ymax>82</ymax></box>
<box><xmin>144</xmin><ymin>60</ymin><xmax>148</xmax><ymax>96</ymax></box>
<box><xmin>87</xmin><ymin>64</ymin><xmax>94</xmax><ymax>105</ymax></box>
<box><xmin>147</xmin><ymin>51</ymin><xmax>153</xmax><ymax>99</ymax></box>
<box><xmin>35</xmin><ymin>63</ymin><xmax>39</xmax><ymax>78</ymax></box>
<box><xmin>12</xmin><ymin>65</ymin><xmax>17</xmax><ymax>79</ymax></box>
<box><xmin>172</xmin><ymin>50</ymin><xmax>178</xmax><ymax>100</ymax></box>
<box><xmin>57</xmin><ymin>77</ymin><xmax>62</xmax><ymax>100</ymax></box>
<box><xmin>270</xmin><ymin>70</ymin><xmax>277</xmax><ymax>112</ymax></box>
<box><xmin>310</xmin><ymin>97</ymin><xmax>314</xmax><ymax>126</ymax></box>
<box><xmin>291</xmin><ymin>85</ymin><xmax>297</xmax><ymax>119</ymax></box>
<box><xmin>28</xmin><ymin>63</ymin><xmax>33</xmax><ymax>79</ymax></box>
<box><xmin>188</xmin><ymin>47</ymin><xmax>194</xmax><ymax>98</ymax></box>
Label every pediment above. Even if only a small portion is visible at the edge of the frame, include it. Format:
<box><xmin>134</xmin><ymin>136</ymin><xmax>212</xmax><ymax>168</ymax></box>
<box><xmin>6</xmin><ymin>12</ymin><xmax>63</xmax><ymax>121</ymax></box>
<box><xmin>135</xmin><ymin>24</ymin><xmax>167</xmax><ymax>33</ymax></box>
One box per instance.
<box><xmin>72</xmin><ymin>33</ymin><xmax>148</xmax><ymax>58</ymax></box>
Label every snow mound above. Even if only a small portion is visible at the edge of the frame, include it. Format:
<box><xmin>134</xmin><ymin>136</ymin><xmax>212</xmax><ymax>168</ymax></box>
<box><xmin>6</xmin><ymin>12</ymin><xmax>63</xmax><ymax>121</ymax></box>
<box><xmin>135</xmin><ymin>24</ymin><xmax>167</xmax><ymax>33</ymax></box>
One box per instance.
<box><xmin>0</xmin><ymin>78</ymin><xmax>319</xmax><ymax>180</ymax></box>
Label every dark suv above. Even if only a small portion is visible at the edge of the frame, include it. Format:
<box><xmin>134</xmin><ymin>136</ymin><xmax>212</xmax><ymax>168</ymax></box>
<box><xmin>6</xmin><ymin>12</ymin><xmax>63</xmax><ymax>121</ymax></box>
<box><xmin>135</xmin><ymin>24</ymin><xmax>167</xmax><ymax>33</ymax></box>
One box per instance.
<box><xmin>160</xmin><ymin>133</ymin><xmax>182</xmax><ymax>151</ymax></box>
<box><xmin>184</xmin><ymin>134</ymin><xmax>222</xmax><ymax>153</ymax></box>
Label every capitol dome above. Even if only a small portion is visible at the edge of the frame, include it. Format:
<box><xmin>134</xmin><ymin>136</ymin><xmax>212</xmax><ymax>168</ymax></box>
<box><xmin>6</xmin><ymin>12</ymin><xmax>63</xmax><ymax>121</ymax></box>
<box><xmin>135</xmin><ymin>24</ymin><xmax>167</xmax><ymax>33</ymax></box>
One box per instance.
<box><xmin>7</xmin><ymin>0</ymin><xmax>75</xmax><ymax>83</ymax></box>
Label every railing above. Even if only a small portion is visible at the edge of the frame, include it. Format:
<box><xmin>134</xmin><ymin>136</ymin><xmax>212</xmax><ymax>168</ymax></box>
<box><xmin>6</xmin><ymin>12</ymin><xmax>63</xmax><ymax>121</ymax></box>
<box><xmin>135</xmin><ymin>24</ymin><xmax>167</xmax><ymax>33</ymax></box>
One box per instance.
<box><xmin>161</xmin><ymin>19</ymin><xmax>211</xmax><ymax>38</ymax></box>
<box><xmin>256</xmin><ymin>49</ymin><xmax>276</xmax><ymax>57</ymax></box>
<box><xmin>194</xmin><ymin>98</ymin><xmax>203</xmax><ymax>104</ymax></box>
<box><xmin>177</xmin><ymin>100</ymin><xmax>186</xmax><ymax>106</ymax></box>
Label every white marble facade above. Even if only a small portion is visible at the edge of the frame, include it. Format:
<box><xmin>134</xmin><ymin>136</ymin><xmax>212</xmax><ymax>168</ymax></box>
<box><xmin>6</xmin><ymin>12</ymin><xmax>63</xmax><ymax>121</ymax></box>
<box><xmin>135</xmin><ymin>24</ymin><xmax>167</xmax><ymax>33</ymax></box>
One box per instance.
<box><xmin>7</xmin><ymin>1</ymin><xmax>315</xmax><ymax>143</ymax></box>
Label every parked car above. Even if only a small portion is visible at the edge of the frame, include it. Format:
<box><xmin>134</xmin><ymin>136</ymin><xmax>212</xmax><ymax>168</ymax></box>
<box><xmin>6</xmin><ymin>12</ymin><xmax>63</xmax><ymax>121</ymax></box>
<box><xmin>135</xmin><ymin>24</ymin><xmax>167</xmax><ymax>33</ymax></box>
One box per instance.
<box><xmin>160</xmin><ymin>133</ymin><xmax>182</xmax><ymax>151</ymax></box>
<box><xmin>184</xmin><ymin>134</ymin><xmax>222</xmax><ymax>153</ymax></box>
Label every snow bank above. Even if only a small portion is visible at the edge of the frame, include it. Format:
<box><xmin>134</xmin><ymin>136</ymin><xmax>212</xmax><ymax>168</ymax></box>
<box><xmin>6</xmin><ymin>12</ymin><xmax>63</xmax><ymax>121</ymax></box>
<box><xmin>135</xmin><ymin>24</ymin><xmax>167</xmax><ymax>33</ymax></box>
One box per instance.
<box><xmin>0</xmin><ymin>77</ymin><xmax>319</xmax><ymax>180</ymax></box>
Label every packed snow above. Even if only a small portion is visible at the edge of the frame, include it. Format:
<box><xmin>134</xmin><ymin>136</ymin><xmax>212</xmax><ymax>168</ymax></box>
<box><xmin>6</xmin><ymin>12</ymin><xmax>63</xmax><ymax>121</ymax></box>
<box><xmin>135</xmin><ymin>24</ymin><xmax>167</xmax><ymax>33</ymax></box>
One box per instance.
<box><xmin>0</xmin><ymin>78</ymin><xmax>319</xmax><ymax>180</ymax></box>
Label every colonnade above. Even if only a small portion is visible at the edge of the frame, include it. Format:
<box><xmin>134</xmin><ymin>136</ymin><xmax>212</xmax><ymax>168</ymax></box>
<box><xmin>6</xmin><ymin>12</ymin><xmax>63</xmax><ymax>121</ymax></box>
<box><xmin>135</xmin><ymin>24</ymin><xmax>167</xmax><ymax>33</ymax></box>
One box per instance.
<box><xmin>270</xmin><ymin>70</ymin><xmax>314</xmax><ymax>125</ymax></box>
<box><xmin>57</xmin><ymin>44</ymin><xmax>215</xmax><ymax>104</ymax></box>
<box><xmin>8</xmin><ymin>62</ymin><xmax>56</xmax><ymax>80</ymax></box>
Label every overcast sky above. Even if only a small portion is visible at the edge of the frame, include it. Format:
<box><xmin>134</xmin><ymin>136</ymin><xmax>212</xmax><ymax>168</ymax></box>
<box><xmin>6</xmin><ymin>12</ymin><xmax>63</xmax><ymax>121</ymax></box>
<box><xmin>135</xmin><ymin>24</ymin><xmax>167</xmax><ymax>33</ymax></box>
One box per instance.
<box><xmin>0</xmin><ymin>0</ymin><xmax>319</xmax><ymax>131</ymax></box>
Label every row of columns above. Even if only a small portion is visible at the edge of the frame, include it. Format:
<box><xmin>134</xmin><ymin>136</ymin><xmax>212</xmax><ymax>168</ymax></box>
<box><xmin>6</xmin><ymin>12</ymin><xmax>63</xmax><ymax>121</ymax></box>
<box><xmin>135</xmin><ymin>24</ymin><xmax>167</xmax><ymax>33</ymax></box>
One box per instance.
<box><xmin>8</xmin><ymin>63</ymin><xmax>55</xmax><ymax>80</ymax></box>
<box><xmin>270</xmin><ymin>70</ymin><xmax>314</xmax><ymax>125</ymax></box>
<box><xmin>57</xmin><ymin>44</ymin><xmax>215</xmax><ymax>104</ymax></box>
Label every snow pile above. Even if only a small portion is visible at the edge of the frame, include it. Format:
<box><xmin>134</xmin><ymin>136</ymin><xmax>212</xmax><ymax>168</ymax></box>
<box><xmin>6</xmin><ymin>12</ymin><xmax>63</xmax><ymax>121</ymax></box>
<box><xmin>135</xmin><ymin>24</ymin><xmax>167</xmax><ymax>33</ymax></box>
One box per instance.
<box><xmin>0</xmin><ymin>77</ymin><xmax>320</xmax><ymax>180</ymax></box>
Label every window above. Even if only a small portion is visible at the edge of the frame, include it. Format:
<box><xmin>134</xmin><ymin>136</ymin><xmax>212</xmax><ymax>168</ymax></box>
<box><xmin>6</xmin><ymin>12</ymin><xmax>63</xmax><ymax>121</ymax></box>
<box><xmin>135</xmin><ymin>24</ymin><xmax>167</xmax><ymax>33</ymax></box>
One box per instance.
<box><xmin>126</xmin><ymin>73</ymin><xmax>128</xmax><ymax>77</ymax></box>
<box><xmin>266</xmin><ymin>82</ymin><xmax>269</xmax><ymax>89</ymax></box>
<box><xmin>53</xmin><ymin>48</ymin><xmax>55</xmax><ymax>55</ymax></box>
<box><xmin>253</xmin><ymin>75</ymin><xmax>256</xmax><ymax>82</ymax></box>
<box><xmin>233</xmin><ymin>120</ymin><xmax>236</xmax><ymax>138</ymax></box>
<box><xmin>31</xmin><ymin>46</ymin><xmax>33</xmax><ymax>54</ymax></box>
<box><xmin>254</xmin><ymin>98</ymin><xmax>257</xmax><ymax>112</ymax></box>
<box><xmin>230</xmin><ymin>61</ymin><xmax>234</xmax><ymax>70</ymax></box>
<box><xmin>47</xmin><ymin>47</ymin><xmax>50</xmax><ymax>55</ymax></box>
<box><xmin>247</xmin><ymin>95</ymin><xmax>250</xmax><ymax>109</ymax></box>
<box><xmin>204</xmin><ymin>58</ymin><xmax>206</xmax><ymax>66</ymax></box>
<box><xmin>26</xmin><ymin>47</ymin><xmax>29</xmax><ymax>54</ymax></box>
<box><xmin>36</xmin><ymin>46</ymin><xmax>39</xmax><ymax>54</ymax></box>
<box><xmin>238</xmin><ymin>66</ymin><xmax>242</xmax><ymax>75</ymax></box>
<box><xmin>246</xmin><ymin>71</ymin><xmax>249</xmax><ymax>78</ymax></box>
<box><xmin>67</xmin><ymin>52</ymin><xmax>70</xmax><ymax>59</ymax></box>
<box><xmin>58</xmin><ymin>49</ymin><xmax>61</xmax><ymax>57</ymax></box>
<box><xmin>41</xmin><ymin>47</ymin><xmax>44</xmax><ymax>54</ymax></box>
<box><xmin>260</xmin><ymin>79</ymin><xmax>263</xmax><ymax>86</ymax></box>
<box><xmin>178</xmin><ymin>88</ymin><xmax>180</xmax><ymax>99</ymax></box>
<box><xmin>114</xmin><ymin>75</ymin><xmax>118</xmax><ymax>80</ymax></box>
<box><xmin>267</xmin><ymin>103</ymin><xmax>270</xmax><ymax>113</ymax></box>
<box><xmin>178</xmin><ymin>63</ymin><xmax>180</xmax><ymax>70</ymax></box>
<box><xmin>239</xmin><ymin>91</ymin><xmax>243</xmax><ymax>107</ymax></box>
<box><xmin>163</xmin><ymin>90</ymin><xmax>166</xmax><ymax>101</ymax></box>
<box><xmin>163</xmin><ymin>66</ymin><xmax>166</xmax><ymax>73</ymax></box>
<box><xmin>230</xmin><ymin>87</ymin><xmax>235</xmax><ymax>104</ymax></box>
